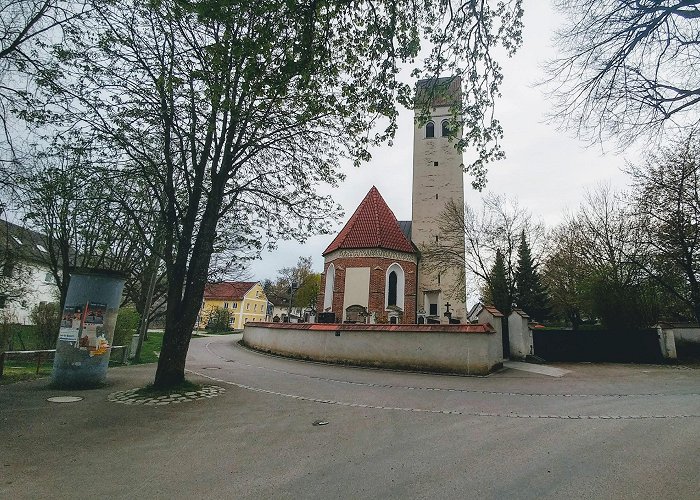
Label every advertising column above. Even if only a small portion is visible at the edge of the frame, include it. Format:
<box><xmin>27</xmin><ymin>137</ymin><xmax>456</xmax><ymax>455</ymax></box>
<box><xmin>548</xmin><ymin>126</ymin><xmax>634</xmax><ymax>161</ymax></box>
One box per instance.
<box><xmin>52</xmin><ymin>269</ymin><xmax>126</xmax><ymax>388</ymax></box>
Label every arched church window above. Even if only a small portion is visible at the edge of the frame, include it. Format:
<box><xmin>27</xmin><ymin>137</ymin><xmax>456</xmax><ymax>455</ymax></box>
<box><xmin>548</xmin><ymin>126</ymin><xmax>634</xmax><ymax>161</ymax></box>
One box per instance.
<box><xmin>426</xmin><ymin>121</ymin><xmax>435</xmax><ymax>138</ymax></box>
<box><xmin>323</xmin><ymin>263</ymin><xmax>335</xmax><ymax>311</ymax></box>
<box><xmin>441</xmin><ymin>119</ymin><xmax>450</xmax><ymax>137</ymax></box>
<box><xmin>388</xmin><ymin>271</ymin><xmax>397</xmax><ymax>306</ymax></box>
<box><xmin>385</xmin><ymin>263</ymin><xmax>405</xmax><ymax>311</ymax></box>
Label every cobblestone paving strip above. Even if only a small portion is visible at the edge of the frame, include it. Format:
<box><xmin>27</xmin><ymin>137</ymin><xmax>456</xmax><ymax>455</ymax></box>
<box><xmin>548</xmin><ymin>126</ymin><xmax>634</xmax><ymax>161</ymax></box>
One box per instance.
<box><xmin>187</xmin><ymin>369</ymin><xmax>700</xmax><ymax>420</ymax></box>
<box><xmin>107</xmin><ymin>385</ymin><xmax>225</xmax><ymax>406</ymax></box>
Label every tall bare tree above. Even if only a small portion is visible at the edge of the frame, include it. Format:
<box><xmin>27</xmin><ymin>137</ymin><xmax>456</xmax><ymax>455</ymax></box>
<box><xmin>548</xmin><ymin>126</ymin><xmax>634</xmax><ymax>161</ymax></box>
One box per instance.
<box><xmin>628</xmin><ymin>130</ymin><xmax>700</xmax><ymax>323</ymax></box>
<box><xmin>422</xmin><ymin>194</ymin><xmax>545</xmax><ymax>304</ymax></box>
<box><xmin>0</xmin><ymin>1</ymin><xmax>88</xmax><ymax>182</ymax></box>
<box><xmin>545</xmin><ymin>0</ymin><xmax>700</xmax><ymax>146</ymax></box>
<box><xmin>20</xmin><ymin>141</ymin><xmax>143</xmax><ymax>309</ymax></box>
<box><xmin>546</xmin><ymin>184</ymin><xmax>660</xmax><ymax>329</ymax></box>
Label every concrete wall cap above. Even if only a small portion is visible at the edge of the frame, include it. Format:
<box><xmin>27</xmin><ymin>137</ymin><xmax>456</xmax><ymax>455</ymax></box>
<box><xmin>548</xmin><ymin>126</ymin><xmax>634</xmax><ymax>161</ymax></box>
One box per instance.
<box><xmin>247</xmin><ymin>322</ymin><xmax>495</xmax><ymax>334</ymax></box>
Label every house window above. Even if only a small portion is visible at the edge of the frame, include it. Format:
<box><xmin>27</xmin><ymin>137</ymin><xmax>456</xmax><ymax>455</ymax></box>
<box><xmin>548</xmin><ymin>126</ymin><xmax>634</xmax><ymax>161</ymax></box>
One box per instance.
<box><xmin>44</xmin><ymin>272</ymin><xmax>52</xmax><ymax>283</ymax></box>
<box><xmin>441</xmin><ymin>119</ymin><xmax>450</xmax><ymax>137</ymax></box>
<box><xmin>224</xmin><ymin>302</ymin><xmax>229</xmax><ymax>309</ymax></box>
<box><xmin>388</xmin><ymin>271</ymin><xmax>397</xmax><ymax>307</ymax></box>
<box><xmin>384</xmin><ymin>263</ymin><xmax>405</xmax><ymax>311</ymax></box>
<box><xmin>429</xmin><ymin>303</ymin><xmax>438</xmax><ymax>316</ymax></box>
<box><xmin>233</xmin><ymin>302</ymin><xmax>237</xmax><ymax>309</ymax></box>
<box><xmin>254</xmin><ymin>304</ymin><xmax>257</xmax><ymax>312</ymax></box>
<box><xmin>246</xmin><ymin>303</ymin><xmax>249</xmax><ymax>310</ymax></box>
<box><xmin>433</xmin><ymin>161</ymin><xmax>438</xmax><ymax>166</ymax></box>
<box><xmin>426</xmin><ymin>121</ymin><xmax>435</xmax><ymax>138</ymax></box>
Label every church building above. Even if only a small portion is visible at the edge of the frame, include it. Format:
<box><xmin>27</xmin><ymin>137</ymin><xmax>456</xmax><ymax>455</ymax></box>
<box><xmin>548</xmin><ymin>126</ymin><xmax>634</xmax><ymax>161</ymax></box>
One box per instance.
<box><xmin>318</xmin><ymin>77</ymin><xmax>467</xmax><ymax>324</ymax></box>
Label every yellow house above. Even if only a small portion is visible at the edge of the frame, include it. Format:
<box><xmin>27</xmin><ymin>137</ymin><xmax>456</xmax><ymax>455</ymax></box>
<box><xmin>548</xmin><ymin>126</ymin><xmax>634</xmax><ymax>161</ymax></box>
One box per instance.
<box><xmin>199</xmin><ymin>281</ymin><xmax>270</xmax><ymax>330</ymax></box>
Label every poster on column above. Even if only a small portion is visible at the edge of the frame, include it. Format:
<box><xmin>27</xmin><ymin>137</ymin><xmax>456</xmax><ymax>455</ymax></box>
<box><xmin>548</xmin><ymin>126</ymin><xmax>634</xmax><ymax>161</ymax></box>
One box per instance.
<box><xmin>58</xmin><ymin>302</ymin><xmax>110</xmax><ymax>356</ymax></box>
<box><xmin>58</xmin><ymin>305</ymin><xmax>82</xmax><ymax>342</ymax></box>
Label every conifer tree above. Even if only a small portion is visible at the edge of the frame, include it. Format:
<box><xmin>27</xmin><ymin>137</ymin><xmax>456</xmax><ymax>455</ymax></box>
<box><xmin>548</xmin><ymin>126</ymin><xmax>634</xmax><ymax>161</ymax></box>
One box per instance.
<box><xmin>514</xmin><ymin>231</ymin><xmax>550</xmax><ymax>321</ymax></box>
<box><xmin>485</xmin><ymin>249</ymin><xmax>512</xmax><ymax>316</ymax></box>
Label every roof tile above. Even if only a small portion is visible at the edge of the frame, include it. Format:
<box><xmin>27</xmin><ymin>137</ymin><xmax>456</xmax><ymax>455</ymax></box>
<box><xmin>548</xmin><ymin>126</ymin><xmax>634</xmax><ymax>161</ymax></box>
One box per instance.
<box><xmin>204</xmin><ymin>281</ymin><xmax>258</xmax><ymax>300</ymax></box>
<box><xmin>323</xmin><ymin>187</ymin><xmax>415</xmax><ymax>255</ymax></box>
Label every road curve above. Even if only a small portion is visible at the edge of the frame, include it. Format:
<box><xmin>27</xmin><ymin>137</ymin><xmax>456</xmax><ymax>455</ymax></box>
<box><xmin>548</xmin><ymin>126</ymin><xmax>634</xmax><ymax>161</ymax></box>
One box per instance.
<box><xmin>186</xmin><ymin>334</ymin><xmax>700</xmax><ymax>420</ymax></box>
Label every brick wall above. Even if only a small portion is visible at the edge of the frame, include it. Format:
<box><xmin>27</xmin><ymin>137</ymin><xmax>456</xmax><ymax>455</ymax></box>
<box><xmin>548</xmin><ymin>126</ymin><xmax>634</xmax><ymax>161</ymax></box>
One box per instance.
<box><xmin>318</xmin><ymin>256</ymin><xmax>417</xmax><ymax>323</ymax></box>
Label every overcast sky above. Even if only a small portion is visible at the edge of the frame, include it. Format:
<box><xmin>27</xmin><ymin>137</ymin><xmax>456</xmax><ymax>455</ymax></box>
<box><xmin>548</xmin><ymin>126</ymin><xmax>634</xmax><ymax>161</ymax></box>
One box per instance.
<box><xmin>248</xmin><ymin>2</ymin><xmax>643</xmax><ymax>282</ymax></box>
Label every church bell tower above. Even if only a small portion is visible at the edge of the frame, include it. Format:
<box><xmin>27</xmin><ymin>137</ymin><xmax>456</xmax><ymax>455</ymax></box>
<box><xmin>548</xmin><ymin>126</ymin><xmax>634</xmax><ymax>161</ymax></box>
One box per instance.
<box><xmin>411</xmin><ymin>77</ymin><xmax>466</xmax><ymax>322</ymax></box>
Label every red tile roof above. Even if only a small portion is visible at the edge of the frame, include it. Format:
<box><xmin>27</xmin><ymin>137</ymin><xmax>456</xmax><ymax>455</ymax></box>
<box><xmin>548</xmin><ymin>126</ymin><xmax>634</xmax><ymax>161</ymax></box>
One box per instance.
<box><xmin>323</xmin><ymin>186</ymin><xmax>415</xmax><ymax>255</ymax></box>
<box><xmin>204</xmin><ymin>281</ymin><xmax>258</xmax><ymax>300</ymax></box>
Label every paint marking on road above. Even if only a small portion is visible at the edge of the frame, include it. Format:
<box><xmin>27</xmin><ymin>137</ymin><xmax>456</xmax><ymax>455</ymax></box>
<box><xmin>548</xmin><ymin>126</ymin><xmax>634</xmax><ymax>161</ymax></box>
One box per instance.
<box><xmin>186</xmin><ymin>369</ymin><xmax>700</xmax><ymax>420</ymax></box>
<box><xmin>503</xmin><ymin>361</ymin><xmax>570</xmax><ymax>378</ymax></box>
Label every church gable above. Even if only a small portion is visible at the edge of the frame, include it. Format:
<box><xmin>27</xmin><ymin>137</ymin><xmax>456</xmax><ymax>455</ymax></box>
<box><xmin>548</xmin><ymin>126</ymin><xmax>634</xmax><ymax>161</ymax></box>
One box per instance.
<box><xmin>323</xmin><ymin>186</ymin><xmax>415</xmax><ymax>255</ymax></box>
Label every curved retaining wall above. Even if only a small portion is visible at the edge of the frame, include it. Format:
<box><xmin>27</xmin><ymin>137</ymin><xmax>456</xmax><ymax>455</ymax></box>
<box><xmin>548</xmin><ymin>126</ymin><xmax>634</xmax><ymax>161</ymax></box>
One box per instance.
<box><xmin>242</xmin><ymin>323</ymin><xmax>503</xmax><ymax>375</ymax></box>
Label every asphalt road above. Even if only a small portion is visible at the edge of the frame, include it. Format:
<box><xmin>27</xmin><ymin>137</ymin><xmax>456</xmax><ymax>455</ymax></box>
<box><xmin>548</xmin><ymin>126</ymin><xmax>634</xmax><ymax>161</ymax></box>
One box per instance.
<box><xmin>1</xmin><ymin>334</ymin><xmax>699</xmax><ymax>499</ymax></box>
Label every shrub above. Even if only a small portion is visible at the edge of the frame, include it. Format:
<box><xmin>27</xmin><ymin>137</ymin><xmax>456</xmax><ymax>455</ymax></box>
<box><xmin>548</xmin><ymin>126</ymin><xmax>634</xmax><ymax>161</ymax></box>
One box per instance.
<box><xmin>0</xmin><ymin>310</ymin><xmax>16</xmax><ymax>352</ymax></box>
<box><xmin>113</xmin><ymin>307</ymin><xmax>141</xmax><ymax>347</ymax></box>
<box><xmin>30</xmin><ymin>303</ymin><xmax>60</xmax><ymax>349</ymax></box>
<box><xmin>207</xmin><ymin>308</ymin><xmax>232</xmax><ymax>333</ymax></box>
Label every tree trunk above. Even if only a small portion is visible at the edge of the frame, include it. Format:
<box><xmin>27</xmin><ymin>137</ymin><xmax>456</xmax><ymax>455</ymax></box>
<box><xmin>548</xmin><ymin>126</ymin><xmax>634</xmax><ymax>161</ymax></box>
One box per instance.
<box><xmin>152</xmin><ymin>177</ymin><xmax>225</xmax><ymax>388</ymax></box>
<box><xmin>153</xmin><ymin>317</ymin><xmax>193</xmax><ymax>387</ymax></box>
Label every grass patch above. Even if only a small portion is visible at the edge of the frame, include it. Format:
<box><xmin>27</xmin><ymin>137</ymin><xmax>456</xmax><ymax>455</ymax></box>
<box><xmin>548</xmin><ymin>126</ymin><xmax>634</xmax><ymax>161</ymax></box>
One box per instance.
<box><xmin>131</xmin><ymin>331</ymin><xmax>211</xmax><ymax>363</ymax></box>
<box><xmin>130</xmin><ymin>332</ymin><xmax>164</xmax><ymax>364</ymax></box>
<box><xmin>3</xmin><ymin>324</ymin><xmax>41</xmax><ymax>350</ymax></box>
<box><xmin>134</xmin><ymin>379</ymin><xmax>202</xmax><ymax>397</ymax></box>
<box><xmin>0</xmin><ymin>360</ymin><xmax>52</xmax><ymax>385</ymax></box>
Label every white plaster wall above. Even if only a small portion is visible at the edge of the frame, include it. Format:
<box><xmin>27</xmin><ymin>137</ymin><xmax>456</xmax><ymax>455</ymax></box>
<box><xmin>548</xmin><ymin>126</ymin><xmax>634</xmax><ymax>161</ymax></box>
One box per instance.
<box><xmin>673</xmin><ymin>327</ymin><xmax>700</xmax><ymax>344</ymax></box>
<box><xmin>507</xmin><ymin>314</ymin><xmax>533</xmax><ymax>359</ymax></box>
<box><xmin>243</xmin><ymin>325</ymin><xmax>502</xmax><ymax>375</ymax></box>
<box><xmin>477</xmin><ymin>309</ymin><xmax>504</xmax><ymax>361</ymax></box>
<box><xmin>342</xmin><ymin>267</ymin><xmax>370</xmax><ymax>318</ymax></box>
<box><xmin>657</xmin><ymin>328</ymin><xmax>678</xmax><ymax>359</ymax></box>
<box><xmin>5</xmin><ymin>263</ymin><xmax>58</xmax><ymax>324</ymax></box>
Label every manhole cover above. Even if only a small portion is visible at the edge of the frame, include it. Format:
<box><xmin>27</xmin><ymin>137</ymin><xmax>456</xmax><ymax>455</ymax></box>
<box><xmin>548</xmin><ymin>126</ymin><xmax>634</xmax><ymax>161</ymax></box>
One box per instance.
<box><xmin>47</xmin><ymin>396</ymin><xmax>83</xmax><ymax>403</ymax></box>
<box><xmin>312</xmin><ymin>420</ymin><xmax>329</xmax><ymax>426</ymax></box>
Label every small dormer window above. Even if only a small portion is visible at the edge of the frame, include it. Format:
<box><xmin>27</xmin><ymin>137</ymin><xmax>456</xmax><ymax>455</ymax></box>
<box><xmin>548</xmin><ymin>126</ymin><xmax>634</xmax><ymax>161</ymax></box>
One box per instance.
<box><xmin>426</xmin><ymin>121</ymin><xmax>435</xmax><ymax>138</ymax></box>
<box><xmin>441</xmin><ymin>120</ymin><xmax>450</xmax><ymax>137</ymax></box>
<box><xmin>12</xmin><ymin>236</ymin><xmax>21</xmax><ymax>245</ymax></box>
<box><xmin>36</xmin><ymin>244</ymin><xmax>46</xmax><ymax>253</ymax></box>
